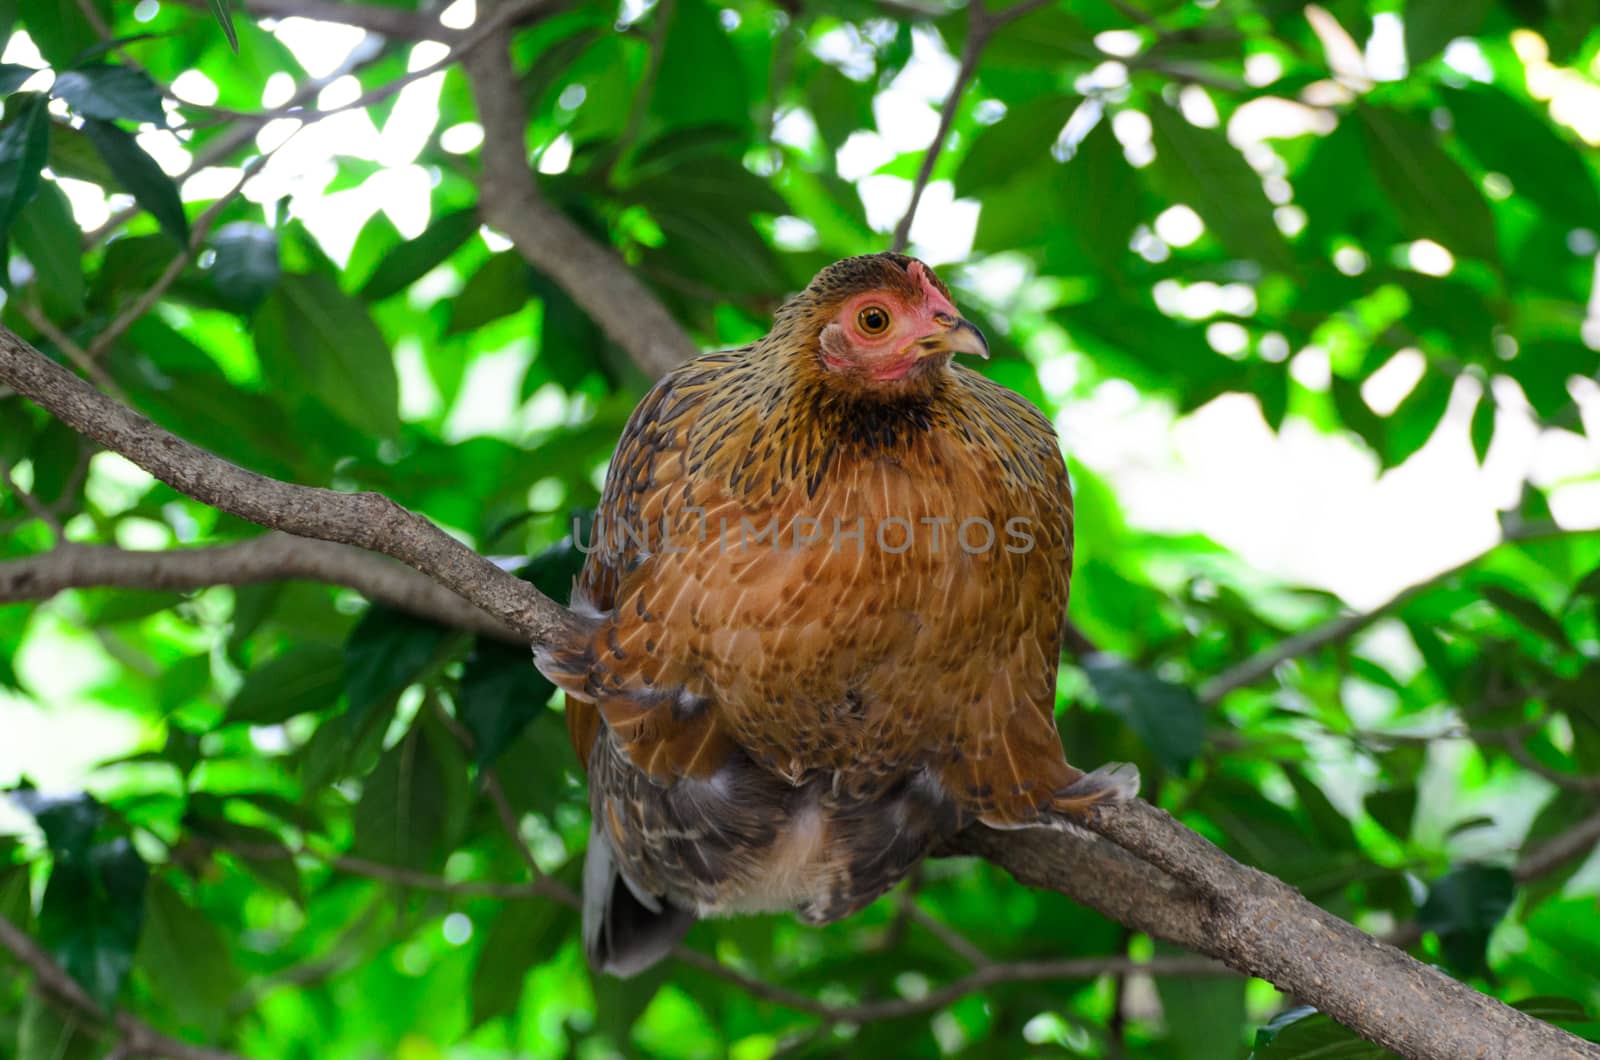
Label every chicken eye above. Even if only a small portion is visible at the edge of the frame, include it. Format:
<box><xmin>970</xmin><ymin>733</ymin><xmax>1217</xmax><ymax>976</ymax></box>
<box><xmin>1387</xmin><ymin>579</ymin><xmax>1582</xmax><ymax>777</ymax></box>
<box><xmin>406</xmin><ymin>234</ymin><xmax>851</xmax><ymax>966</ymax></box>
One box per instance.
<box><xmin>857</xmin><ymin>305</ymin><xmax>892</xmax><ymax>335</ymax></box>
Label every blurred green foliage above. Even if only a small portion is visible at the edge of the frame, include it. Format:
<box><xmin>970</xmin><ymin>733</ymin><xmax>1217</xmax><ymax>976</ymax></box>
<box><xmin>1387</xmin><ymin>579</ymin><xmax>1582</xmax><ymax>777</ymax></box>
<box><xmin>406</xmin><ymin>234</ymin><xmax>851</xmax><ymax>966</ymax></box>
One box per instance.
<box><xmin>1</xmin><ymin>0</ymin><xmax>1600</xmax><ymax>1056</ymax></box>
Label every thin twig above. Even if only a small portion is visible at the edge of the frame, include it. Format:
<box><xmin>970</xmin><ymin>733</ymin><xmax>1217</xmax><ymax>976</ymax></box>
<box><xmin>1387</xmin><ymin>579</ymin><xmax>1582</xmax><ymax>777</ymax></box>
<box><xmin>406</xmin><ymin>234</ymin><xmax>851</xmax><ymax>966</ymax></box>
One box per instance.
<box><xmin>15</xmin><ymin>302</ymin><xmax>128</xmax><ymax>401</ymax></box>
<box><xmin>0</xmin><ymin>458</ymin><xmax>68</xmax><ymax>543</ymax></box>
<box><xmin>1198</xmin><ymin>522</ymin><xmax>1579</xmax><ymax>705</ymax></box>
<box><xmin>889</xmin><ymin>0</ymin><xmax>1050</xmax><ymax>252</ymax></box>
<box><xmin>86</xmin><ymin>147</ymin><xmax>290</xmax><ymax>366</ymax></box>
<box><xmin>0</xmin><ymin>913</ymin><xmax>250</xmax><ymax>1060</ymax></box>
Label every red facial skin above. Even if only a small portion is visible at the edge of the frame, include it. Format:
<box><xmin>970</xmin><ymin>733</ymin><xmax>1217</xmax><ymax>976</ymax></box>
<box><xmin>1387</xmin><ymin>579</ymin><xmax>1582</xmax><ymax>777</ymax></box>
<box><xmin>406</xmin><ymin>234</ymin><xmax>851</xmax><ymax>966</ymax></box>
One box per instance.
<box><xmin>820</xmin><ymin>262</ymin><xmax>968</xmax><ymax>383</ymax></box>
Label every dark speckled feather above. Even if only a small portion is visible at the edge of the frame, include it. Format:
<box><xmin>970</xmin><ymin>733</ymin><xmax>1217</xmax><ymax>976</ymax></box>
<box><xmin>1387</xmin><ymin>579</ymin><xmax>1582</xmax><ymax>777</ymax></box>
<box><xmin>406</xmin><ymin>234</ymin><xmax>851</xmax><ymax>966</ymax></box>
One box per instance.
<box><xmin>537</xmin><ymin>253</ymin><xmax>1134</xmax><ymax>976</ymax></box>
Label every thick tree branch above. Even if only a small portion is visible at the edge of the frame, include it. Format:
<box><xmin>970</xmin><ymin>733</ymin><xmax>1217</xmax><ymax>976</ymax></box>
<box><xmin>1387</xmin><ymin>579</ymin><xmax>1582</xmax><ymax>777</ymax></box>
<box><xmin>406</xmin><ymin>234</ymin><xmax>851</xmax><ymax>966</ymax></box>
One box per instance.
<box><xmin>0</xmin><ymin>326</ymin><xmax>585</xmax><ymax>650</ymax></box>
<box><xmin>0</xmin><ymin>913</ymin><xmax>247</xmax><ymax>1060</ymax></box>
<box><xmin>460</xmin><ymin>2</ymin><xmax>698</xmax><ymax>378</ymax></box>
<box><xmin>952</xmin><ymin>810</ymin><xmax>1598</xmax><ymax>1058</ymax></box>
<box><xmin>2</xmin><ymin>307</ymin><xmax>1595</xmax><ymax>1057</ymax></box>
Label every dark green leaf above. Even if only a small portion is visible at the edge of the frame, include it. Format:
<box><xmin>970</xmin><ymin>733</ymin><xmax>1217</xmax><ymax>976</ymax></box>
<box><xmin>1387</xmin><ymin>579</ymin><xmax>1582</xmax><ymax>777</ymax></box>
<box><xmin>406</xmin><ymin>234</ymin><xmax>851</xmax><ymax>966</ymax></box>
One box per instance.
<box><xmin>37</xmin><ymin>835</ymin><xmax>150</xmax><ymax>1010</ymax></box>
<box><xmin>52</xmin><ymin>63</ymin><xmax>165</xmax><ymax>124</ymax></box>
<box><xmin>1082</xmin><ymin>652</ymin><xmax>1205</xmax><ymax>772</ymax></box>
<box><xmin>343</xmin><ymin>606</ymin><xmax>451</xmax><ymax>726</ymax></box>
<box><xmin>1418</xmin><ymin>864</ymin><xmax>1514</xmax><ymax>977</ymax></box>
<box><xmin>80</xmin><ymin>116</ymin><xmax>189</xmax><ymax>245</ymax></box>
<box><xmin>254</xmin><ymin>273</ymin><xmax>400</xmax><ymax>438</ymax></box>
<box><xmin>1251</xmin><ymin>1005</ymin><xmax>1388</xmax><ymax>1057</ymax></box>
<box><xmin>135</xmin><ymin>876</ymin><xmax>243</xmax><ymax>1036</ymax></box>
<box><xmin>445</xmin><ymin>249</ymin><xmax>529</xmax><ymax>335</ymax></box>
<box><xmin>1447</xmin><ymin>86</ymin><xmax>1600</xmax><ymax>229</ymax></box>
<box><xmin>954</xmin><ymin>95</ymin><xmax>1077</xmax><ymax>196</ymax></box>
<box><xmin>207</xmin><ymin>0</ymin><xmax>239</xmax><ymax>52</ymax></box>
<box><xmin>350</xmin><ymin>710</ymin><xmax>469</xmax><ymax>870</ymax></box>
<box><xmin>209</xmin><ymin>221</ymin><xmax>279</xmax><ymax>311</ymax></box>
<box><xmin>358</xmin><ymin>206</ymin><xmax>478</xmax><ymax>300</ymax></box>
<box><xmin>0</xmin><ymin>92</ymin><xmax>50</xmax><ymax>243</ymax></box>
<box><xmin>1470</xmin><ymin>391</ymin><xmax>1495</xmax><ymax>464</ymax></box>
<box><xmin>1158</xmin><ymin>967</ymin><xmax>1247</xmax><ymax>1060</ymax></box>
<box><xmin>1356</xmin><ymin>105</ymin><xmax>1498</xmax><ymax>265</ymax></box>
<box><xmin>649</xmin><ymin>0</ymin><xmax>747</xmax><ymax>133</ymax></box>
<box><xmin>13</xmin><ymin>178</ymin><xmax>85</xmax><ymax>318</ymax></box>
<box><xmin>0</xmin><ymin>62</ymin><xmax>35</xmax><ymax>95</ymax></box>
<box><xmin>1480</xmin><ymin>584</ymin><xmax>1570</xmax><ymax>647</ymax></box>
<box><xmin>228</xmin><ymin>641</ymin><xmax>347</xmax><ymax>725</ymax></box>
<box><xmin>21</xmin><ymin>0</ymin><xmax>105</xmax><ymax>66</ymax></box>
<box><xmin>1148</xmin><ymin>104</ymin><xmax>1293</xmax><ymax>271</ymax></box>
<box><xmin>459</xmin><ymin>639</ymin><xmax>556</xmax><ymax>768</ymax></box>
<box><xmin>1405</xmin><ymin>0</ymin><xmax>1493</xmax><ymax>66</ymax></box>
<box><xmin>470</xmin><ymin>899</ymin><xmax>573</xmax><ymax>1027</ymax></box>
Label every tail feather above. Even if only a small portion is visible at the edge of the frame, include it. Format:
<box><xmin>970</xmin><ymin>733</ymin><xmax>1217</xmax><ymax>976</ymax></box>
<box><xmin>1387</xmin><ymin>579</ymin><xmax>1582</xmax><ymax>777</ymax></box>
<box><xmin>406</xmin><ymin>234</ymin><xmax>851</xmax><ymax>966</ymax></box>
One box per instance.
<box><xmin>582</xmin><ymin>823</ymin><xmax>696</xmax><ymax>978</ymax></box>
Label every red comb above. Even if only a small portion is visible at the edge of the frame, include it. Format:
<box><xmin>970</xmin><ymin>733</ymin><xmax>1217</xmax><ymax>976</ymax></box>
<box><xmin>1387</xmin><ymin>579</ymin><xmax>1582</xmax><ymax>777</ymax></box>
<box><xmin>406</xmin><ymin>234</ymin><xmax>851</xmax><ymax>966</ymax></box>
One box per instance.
<box><xmin>908</xmin><ymin>260</ymin><xmax>959</xmax><ymax>318</ymax></box>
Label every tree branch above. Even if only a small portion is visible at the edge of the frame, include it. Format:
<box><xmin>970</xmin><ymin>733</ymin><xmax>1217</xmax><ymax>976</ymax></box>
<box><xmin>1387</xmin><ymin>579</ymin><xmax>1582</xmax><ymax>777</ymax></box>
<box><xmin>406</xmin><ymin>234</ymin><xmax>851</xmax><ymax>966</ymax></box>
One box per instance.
<box><xmin>951</xmin><ymin>804</ymin><xmax>1599</xmax><ymax>1059</ymax></box>
<box><xmin>1198</xmin><ymin>522</ymin><xmax>1576</xmax><ymax>705</ymax></box>
<box><xmin>889</xmin><ymin>0</ymin><xmax>1049</xmax><ymax>253</ymax></box>
<box><xmin>460</xmin><ymin>0</ymin><xmax>699</xmax><ymax>378</ymax></box>
<box><xmin>0</xmin><ymin>535</ymin><xmax>524</xmax><ymax>642</ymax></box>
<box><xmin>176</xmin><ymin>0</ymin><xmax>459</xmax><ymax>39</ymax></box>
<box><xmin>0</xmin><ymin>913</ymin><xmax>248</xmax><ymax>1060</ymax></box>
<box><xmin>2</xmin><ymin>310</ymin><xmax>1595</xmax><ymax>1056</ymax></box>
<box><xmin>0</xmin><ymin>326</ymin><xmax>585</xmax><ymax>650</ymax></box>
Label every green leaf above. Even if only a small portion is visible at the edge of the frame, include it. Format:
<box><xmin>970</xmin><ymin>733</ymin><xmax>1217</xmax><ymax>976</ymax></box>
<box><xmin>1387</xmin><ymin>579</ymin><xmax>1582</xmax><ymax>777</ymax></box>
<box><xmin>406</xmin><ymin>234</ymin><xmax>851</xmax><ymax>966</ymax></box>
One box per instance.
<box><xmin>1365</xmin><ymin>787</ymin><xmax>1415</xmax><ymax>839</ymax></box>
<box><xmin>350</xmin><ymin>710</ymin><xmax>469</xmax><ymax>870</ymax></box>
<box><xmin>1058</xmin><ymin>121</ymin><xmax>1140</xmax><ymax>275</ymax></box>
<box><xmin>459</xmin><ymin>639</ymin><xmax>556</xmax><ymax>768</ymax></box>
<box><xmin>228</xmin><ymin>641</ymin><xmax>348</xmax><ymax>726</ymax></box>
<box><xmin>13</xmin><ymin>178</ymin><xmax>85</xmax><ymax>318</ymax></box>
<box><xmin>135</xmin><ymin>876</ymin><xmax>243</xmax><ymax>1036</ymax></box>
<box><xmin>208</xmin><ymin>221</ymin><xmax>279</xmax><ymax>311</ymax></box>
<box><xmin>1470</xmin><ymin>391</ymin><xmax>1495</xmax><ymax>464</ymax></box>
<box><xmin>1082</xmin><ymin>652</ymin><xmax>1205</xmax><ymax>773</ymax></box>
<box><xmin>470</xmin><ymin>899</ymin><xmax>573</xmax><ymax>1028</ymax></box>
<box><xmin>207</xmin><ymin>0</ymin><xmax>239</xmax><ymax>52</ymax></box>
<box><xmin>1380</xmin><ymin>368</ymin><xmax>1452</xmax><ymax>468</ymax></box>
<box><xmin>342</xmin><ymin>606</ymin><xmax>451</xmax><ymax>727</ymax></box>
<box><xmin>80</xmin><ymin>116</ymin><xmax>190</xmax><ymax>245</ymax></box>
<box><xmin>21</xmin><ymin>0</ymin><xmax>105</xmax><ymax>66</ymax></box>
<box><xmin>1447</xmin><ymin>86</ymin><xmax>1600</xmax><ymax>229</ymax></box>
<box><xmin>1148</xmin><ymin>104</ymin><xmax>1293</xmax><ymax>272</ymax></box>
<box><xmin>954</xmin><ymin>95</ymin><xmax>1078</xmax><ymax>196</ymax></box>
<box><xmin>1158</xmin><ymin>967</ymin><xmax>1247</xmax><ymax>1060</ymax></box>
<box><xmin>38</xmin><ymin>834</ymin><xmax>149</xmax><ymax>1010</ymax></box>
<box><xmin>0</xmin><ymin>62</ymin><xmax>35</xmax><ymax>95</ymax></box>
<box><xmin>0</xmin><ymin>92</ymin><xmax>50</xmax><ymax>243</ymax></box>
<box><xmin>648</xmin><ymin>0</ymin><xmax>748</xmax><ymax>133</ymax></box>
<box><xmin>358</xmin><ymin>206</ymin><xmax>478</xmax><ymax>300</ymax></box>
<box><xmin>254</xmin><ymin>273</ymin><xmax>400</xmax><ymax>437</ymax></box>
<box><xmin>1355</xmin><ymin>105</ymin><xmax>1498</xmax><ymax>265</ymax></box>
<box><xmin>1250</xmin><ymin>1005</ymin><xmax>1387</xmax><ymax>1057</ymax></box>
<box><xmin>445</xmin><ymin>249</ymin><xmax>529</xmax><ymax>335</ymax></box>
<box><xmin>52</xmin><ymin>63</ymin><xmax>165</xmax><ymax>124</ymax></box>
<box><xmin>1418</xmin><ymin>864</ymin><xmax>1514</xmax><ymax>977</ymax></box>
<box><xmin>1480</xmin><ymin>584</ymin><xmax>1570</xmax><ymax>647</ymax></box>
<box><xmin>1404</xmin><ymin>0</ymin><xmax>1493</xmax><ymax>66</ymax></box>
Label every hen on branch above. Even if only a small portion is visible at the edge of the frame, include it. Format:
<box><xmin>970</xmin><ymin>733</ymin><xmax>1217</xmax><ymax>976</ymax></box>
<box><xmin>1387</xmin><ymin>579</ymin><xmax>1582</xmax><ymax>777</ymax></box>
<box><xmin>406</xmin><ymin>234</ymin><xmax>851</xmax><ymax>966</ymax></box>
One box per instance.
<box><xmin>538</xmin><ymin>253</ymin><xmax>1137</xmax><ymax>976</ymax></box>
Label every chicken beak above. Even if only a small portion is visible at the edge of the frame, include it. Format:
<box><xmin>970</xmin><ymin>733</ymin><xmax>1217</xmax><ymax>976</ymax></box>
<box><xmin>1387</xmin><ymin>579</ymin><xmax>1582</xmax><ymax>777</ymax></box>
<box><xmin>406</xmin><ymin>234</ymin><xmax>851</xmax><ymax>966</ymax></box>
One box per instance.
<box><xmin>920</xmin><ymin>313</ymin><xmax>990</xmax><ymax>360</ymax></box>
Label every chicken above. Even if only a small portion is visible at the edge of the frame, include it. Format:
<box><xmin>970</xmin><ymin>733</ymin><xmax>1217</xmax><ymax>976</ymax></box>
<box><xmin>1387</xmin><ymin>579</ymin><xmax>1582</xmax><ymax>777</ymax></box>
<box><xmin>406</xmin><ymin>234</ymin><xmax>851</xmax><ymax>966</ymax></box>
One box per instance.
<box><xmin>537</xmin><ymin>252</ymin><xmax>1137</xmax><ymax>976</ymax></box>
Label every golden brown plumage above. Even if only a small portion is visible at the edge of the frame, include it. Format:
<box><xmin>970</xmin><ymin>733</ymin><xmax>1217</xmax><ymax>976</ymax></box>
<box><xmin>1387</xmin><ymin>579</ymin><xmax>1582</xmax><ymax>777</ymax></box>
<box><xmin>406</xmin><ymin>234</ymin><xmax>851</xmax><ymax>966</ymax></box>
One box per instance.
<box><xmin>538</xmin><ymin>253</ymin><xmax>1135</xmax><ymax>975</ymax></box>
